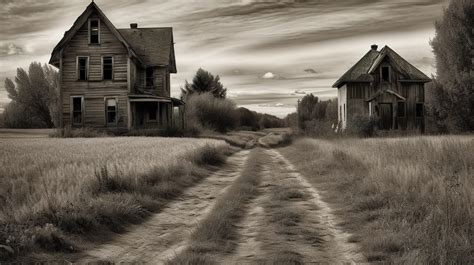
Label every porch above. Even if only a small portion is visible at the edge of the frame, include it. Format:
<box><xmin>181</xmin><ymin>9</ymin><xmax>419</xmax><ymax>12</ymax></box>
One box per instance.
<box><xmin>128</xmin><ymin>95</ymin><xmax>185</xmax><ymax>130</ymax></box>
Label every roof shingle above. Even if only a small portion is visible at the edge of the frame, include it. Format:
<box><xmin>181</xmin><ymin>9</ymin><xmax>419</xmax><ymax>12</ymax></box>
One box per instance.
<box><xmin>333</xmin><ymin>45</ymin><xmax>430</xmax><ymax>88</ymax></box>
<box><xmin>118</xmin><ymin>28</ymin><xmax>175</xmax><ymax>70</ymax></box>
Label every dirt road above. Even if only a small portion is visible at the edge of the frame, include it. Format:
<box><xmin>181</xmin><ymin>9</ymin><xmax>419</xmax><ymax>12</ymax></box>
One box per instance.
<box><xmin>80</xmin><ymin>147</ymin><xmax>365</xmax><ymax>264</ymax></box>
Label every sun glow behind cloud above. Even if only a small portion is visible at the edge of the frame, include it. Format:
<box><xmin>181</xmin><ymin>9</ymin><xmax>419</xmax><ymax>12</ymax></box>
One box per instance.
<box><xmin>0</xmin><ymin>0</ymin><xmax>447</xmax><ymax>116</ymax></box>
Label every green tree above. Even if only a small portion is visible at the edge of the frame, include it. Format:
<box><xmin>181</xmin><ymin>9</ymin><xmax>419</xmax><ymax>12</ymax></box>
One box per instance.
<box><xmin>181</xmin><ymin>68</ymin><xmax>227</xmax><ymax>99</ymax></box>
<box><xmin>430</xmin><ymin>0</ymin><xmax>474</xmax><ymax>131</ymax></box>
<box><xmin>3</xmin><ymin>62</ymin><xmax>59</xmax><ymax>128</ymax></box>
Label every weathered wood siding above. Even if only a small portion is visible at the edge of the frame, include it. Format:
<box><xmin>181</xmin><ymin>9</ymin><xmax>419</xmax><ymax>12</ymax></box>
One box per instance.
<box><xmin>61</xmin><ymin>10</ymin><xmax>129</xmax><ymax>129</ymax></box>
<box><xmin>344</xmin><ymin>57</ymin><xmax>426</xmax><ymax>131</ymax></box>
<box><xmin>337</xmin><ymin>84</ymin><xmax>347</xmax><ymax>128</ymax></box>
<box><xmin>347</xmin><ymin>83</ymin><xmax>370</xmax><ymax>121</ymax></box>
<box><xmin>135</xmin><ymin>67</ymin><xmax>169</xmax><ymax>97</ymax></box>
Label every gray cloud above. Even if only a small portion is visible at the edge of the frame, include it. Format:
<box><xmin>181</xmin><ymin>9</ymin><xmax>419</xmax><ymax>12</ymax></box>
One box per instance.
<box><xmin>0</xmin><ymin>43</ymin><xmax>25</xmax><ymax>56</ymax></box>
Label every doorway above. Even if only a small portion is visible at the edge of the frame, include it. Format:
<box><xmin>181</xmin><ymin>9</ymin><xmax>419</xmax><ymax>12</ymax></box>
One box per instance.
<box><xmin>379</xmin><ymin>103</ymin><xmax>393</xmax><ymax>130</ymax></box>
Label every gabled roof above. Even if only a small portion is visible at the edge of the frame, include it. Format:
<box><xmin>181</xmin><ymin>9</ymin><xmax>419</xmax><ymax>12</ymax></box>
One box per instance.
<box><xmin>333</xmin><ymin>45</ymin><xmax>431</xmax><ymax>88</ymax></box>
<box><xmin>118</xmin><ymin>28</ymin><xmax>177</xmax><ymax>73</ymax></box>
<box><xmin>49</xmin><ymin>2</ymin><xmax>141</xmax><ymax>67</ymax></box>
<box><xmin>49</xmin><ymin>2</ymin><xmax>176</xmax><ymax>73</ymax></box>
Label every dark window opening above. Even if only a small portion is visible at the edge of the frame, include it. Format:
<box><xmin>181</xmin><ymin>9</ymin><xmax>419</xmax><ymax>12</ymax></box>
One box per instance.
<box><xmin>343</xmin><ymin>104</ymin><xmax>346</xmax><ymax>121</ymax></box>
<box><xmin>382</xmin><ymin>66</ymin><xmax>390</xmax><ymax>82</ymax></box>
<box><xmin>90</xmin><ymin>19</ymin><xmax>99</xmax><ymax>44</ymax></box>
<box><xmin>78</xmin><ymin>57</ymin><xmax>88</xmax><ymax>80</ymax></box>
<box><xmin>106</xmin><ymin>98</ymin><xmax>117</xmax><ymax>124</ymax></box>
<box><xmin>72</xmin><ymin>97</ymin><xmax>82</xmax><ymax>125</ymax></box>
<box><xmin>397</xmin><ymin>102</ymin><xmax>406</xmax><ymax>117</ymax></box>
<box><xmin>146</xmin><ymin>67</ymin><xmax>154</xmax><ymax>87</ymax></box>
<box><xmin>416</xmin><ymin>103</ymin><xmax>424</xmax><ymax>117</ymax></box>
<box><xmin>103</xmin><ymin>56</ymin><xmax>113</xmax><ymax>80</ymax></box>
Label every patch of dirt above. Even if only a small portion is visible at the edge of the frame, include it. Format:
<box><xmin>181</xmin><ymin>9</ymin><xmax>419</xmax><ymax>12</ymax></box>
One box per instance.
<box><xmin>79</xmin><ymin>150</ymin><xmax>250</xmax><ymax>264</ymax></box>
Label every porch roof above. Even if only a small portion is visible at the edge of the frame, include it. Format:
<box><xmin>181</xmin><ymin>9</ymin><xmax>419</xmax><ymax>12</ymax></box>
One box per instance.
<box><xmin>128</xmin><ymin>94</ymin><xmax>184</xmax><ymax>105</ymax></box>
<box><xmin>366</xmin><ymin>89</ymin><xmax>406</xmax><ymax>102</ymax></box>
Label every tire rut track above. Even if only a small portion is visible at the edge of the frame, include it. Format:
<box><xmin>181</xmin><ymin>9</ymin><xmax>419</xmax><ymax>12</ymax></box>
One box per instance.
<box><xmin>215</xmin><ymin>149</ymin><xmax>365</xmax><ymax>264</ymax></box>
<box><xmin>80</xmin><ymin>150</ymin><xmax>250</xmax><ymax>264</ymax></box>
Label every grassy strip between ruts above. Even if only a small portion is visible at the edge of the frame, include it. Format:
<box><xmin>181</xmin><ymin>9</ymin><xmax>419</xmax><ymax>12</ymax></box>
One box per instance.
<box><xmin>1</xmin><ymin>144</ymin><xmax>230</xmax><ymax>262</ymax></box>
<box><xmin>168</xmin><ymin>148</ymin><xmax>263</xmax><ymax>264</ymax></box>
<box><xmin>257</xmin><ymin>170</ymin><xmax>314</xmax><ymax>265</ymax></box>
<box><xmin>280</xmin><ymin>137</ymin><xmax>474</xmax><ymax>264</ymax></box>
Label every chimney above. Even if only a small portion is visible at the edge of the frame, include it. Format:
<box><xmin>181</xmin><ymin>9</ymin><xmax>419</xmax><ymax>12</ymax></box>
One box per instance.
<box><xmin>130</xmin><ymin>23</ymin><xmax>138</xmax><ymax>29</ymax></box>
<box><xmin>371</xmin><ymin>44</ymin><xmax>378</xmax><ymax>51</ymax></box>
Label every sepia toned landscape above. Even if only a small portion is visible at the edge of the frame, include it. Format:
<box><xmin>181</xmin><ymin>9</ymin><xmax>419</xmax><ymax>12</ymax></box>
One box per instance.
<box><xmin>1</xmin><ymin>0</ymin><xmax>473</xmax><ymax>264</ymax></box>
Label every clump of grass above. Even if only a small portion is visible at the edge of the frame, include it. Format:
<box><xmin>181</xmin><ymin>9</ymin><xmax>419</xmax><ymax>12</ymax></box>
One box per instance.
<box><xmin>49</xmin><ymin>126</ymin><xmax>110</xmax><ymax>138</ymax></box>
<box><xmin>170</xmin><ymin>148</ymin><xmax>263</xmax><ymax>263</ymax></box>
<box><xmin>0</xmin><ymin>139</ymin><xmax>229</xmax><ymax>261</ymax></box>
<box><xmin>281</xmin><ymin>136</ymin><xmax>474</xmax><ymax>264</ymax></box>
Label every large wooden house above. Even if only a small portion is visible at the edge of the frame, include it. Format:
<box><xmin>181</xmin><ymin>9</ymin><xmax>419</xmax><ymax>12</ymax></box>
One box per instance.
<box><xmin>49</xmin><ymin>2</ymin><xmax>184</xmax><ymax>131</ymax></box>
<box><xmin>333</xmin><ymin>45</ymin><xmax>431</xmax><ymax>132</ymax></box>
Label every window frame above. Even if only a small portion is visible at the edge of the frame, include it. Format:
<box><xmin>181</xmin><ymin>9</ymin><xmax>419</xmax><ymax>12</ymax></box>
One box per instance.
<box><xmin>76</xmin><ymin>56</ymin><xmax>89</xmax><ymax>81</ymax></box>
<box><xmin>88</xmin><ymin>18</ymin><xmax>100</xmax><ymax>45</ymax></box>
<box><xmin>381</xmin><ymin>66</ymin><xmax>391</xmax><ymax>83</ymax></box>
<box><xmin>397</xmin><ymin>101</ymin><xmax>406</xmax><ymax>118</ymax></box>
<box><xmin>101</xmin><ymin>56</ymin><xmax>114</xmax><ymax>81</ymax></box>
<box><xmin>105</xmin><ymin>97</ymin><xmax>118</xmax><ymax>126</ymax></box>
<box><xmin>70</xmin><ymin>96</ymin><xmax>84</xmax><ymax>126</ymax></box>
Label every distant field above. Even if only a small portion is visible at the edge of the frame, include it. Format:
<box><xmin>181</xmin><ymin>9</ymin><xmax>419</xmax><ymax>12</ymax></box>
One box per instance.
<box><xmin>281</xmin><ymin>135</ymin><xmax>474</xmax><ymax>264</ymax></box>
<box><xmin>0</xmin><ymin>137</ymin><xmax>226</xmax><ymax>259</ymax></box>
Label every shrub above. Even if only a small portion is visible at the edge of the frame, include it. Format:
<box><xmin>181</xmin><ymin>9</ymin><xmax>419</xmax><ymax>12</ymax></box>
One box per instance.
<box><xmin>185</xmin><ymin>93</ymin><xmax>239</xmax><ymax>133</ymax></box>
<box><xmin>346</xmin><ymin>115</ymin><xmax>378</xmax><ymax>137</ymax></box>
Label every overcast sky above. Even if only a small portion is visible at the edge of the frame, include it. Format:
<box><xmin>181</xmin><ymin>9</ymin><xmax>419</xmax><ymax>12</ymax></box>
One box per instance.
<box><xmin>0</xmin><ymin>0</ymin><xmax>448</xmax><ymax>116</ymax></box>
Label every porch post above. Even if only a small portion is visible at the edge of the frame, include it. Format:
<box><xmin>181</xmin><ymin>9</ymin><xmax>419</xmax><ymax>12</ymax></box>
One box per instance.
<box><xmin>127</xmin><ymin>99</ymin><xmax>132</xmax><ymax>130</ymax></box>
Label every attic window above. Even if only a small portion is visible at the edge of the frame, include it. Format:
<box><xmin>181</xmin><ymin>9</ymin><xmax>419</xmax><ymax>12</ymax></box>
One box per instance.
<box><xmin>89</xmin><ymin>19</ymin><xmax>100</xmax><ymax>44</ymax></box>
<box><xmin>381</xmin><ymin>66</ymin><xmax>390</xmax><ymax>82</ymax></box>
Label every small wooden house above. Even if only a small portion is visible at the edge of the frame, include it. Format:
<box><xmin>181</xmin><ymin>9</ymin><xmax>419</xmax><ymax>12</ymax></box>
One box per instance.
<box><xmin>333</xmin><ymin>45</ymin><xmax>431</xmax><ymax>132</ymax></box>
<box><xmin>49</xmin><ymin>2</ymin><xmax>184</xmax><ymax>132</ymax></box>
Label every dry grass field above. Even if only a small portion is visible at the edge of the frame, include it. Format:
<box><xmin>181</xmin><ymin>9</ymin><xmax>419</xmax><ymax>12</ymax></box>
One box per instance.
<box><xmin>281</xmin><ymin>135</ymin><xmax>474</xmax><ymax>264</ymax></box>
<box><xmin>0</xmin><ymin>137</ymin><xmax>228</xmax><ymax>259</ymax></box>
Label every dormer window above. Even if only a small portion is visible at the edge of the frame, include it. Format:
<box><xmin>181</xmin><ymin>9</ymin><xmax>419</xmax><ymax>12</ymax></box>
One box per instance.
<box><xmin>381</xmin><ymin>66</ymin><xmax>390</xmax><ymax>82</ymax></box>
<box><xmin>89</xmin><ymin>19</ymin><xmax>100</xmax><ymax>44</ymax></box>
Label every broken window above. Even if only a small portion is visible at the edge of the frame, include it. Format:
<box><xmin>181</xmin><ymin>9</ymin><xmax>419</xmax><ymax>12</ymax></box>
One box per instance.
<box><xmin>106</xmin><ymin>98</ymin><xmax>117</xmax><ymax>125</ymax></box>
<box><xmin>89</xmin><ymin>19</ymin><xmax>100</xmax><ymax>44</ymax></box>
<box><xmin>103</xmin><ymin>56</ymin><xmax>113</xmax><ymax>80</ymax></box>
<box><xmin>146</xmin><ymin>67</ymin><xmax>154</xmax><ymax>87</ymax></box>
<box><xmin>72</xmin><ymin>97</ymin><xmax>83</xmax><ymax>125</ymax></box>
<box><xmin>78</xmin><ymin>57</ymin><xmax>88</xmax><ymax>80</ymax></box>
<box><xmin>381</xmin><ymin>66</ymin><xmax>390</xmax><ymax>82</ymax></box>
